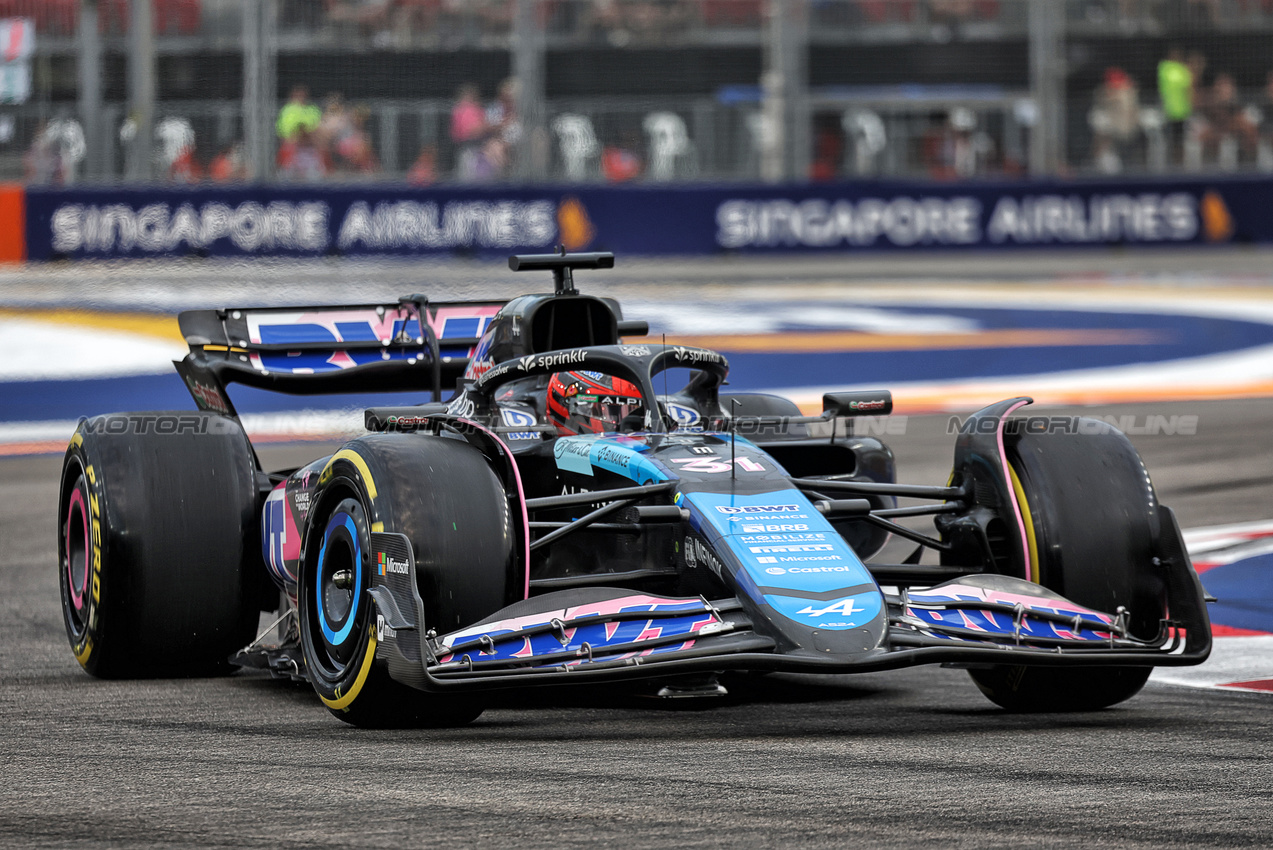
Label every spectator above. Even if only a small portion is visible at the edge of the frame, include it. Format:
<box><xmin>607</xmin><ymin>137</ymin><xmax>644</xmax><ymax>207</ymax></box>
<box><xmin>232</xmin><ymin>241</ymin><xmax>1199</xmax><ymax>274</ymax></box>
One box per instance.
<box><xmin>407</xmin><ymin>146</ymin><xmax>438</xmax><ymax>185</ymax></box>
<box><xmin>1260</xmin><ymin>71</ymin><xmax>1273</xmax><ymax>170</ymax></box>
<box><xmin>1089</xmin><ymin>67</ymin><xmax>1141</xmax><ymax>173</ymax></box>
<box><xmin>24</xmin><ymin>120</ymin><xmax>61</xmax><ymax>185</ymax></box>
<box><xmin>335</xmin><ymin>104</ymin><xmax>378</xmax><ymax>173</ymax></box>
<box><xmin>25</xmin><ymin>116</ymin><xmax>85</xmax><ymax>186</ymax></box>
<box><xmin>156</xmin><ymin>117</ymin><xmax>199</xmax><ymax>183</ymax></box>
<box><xmin>808</xmin><ymin>126</ymin><xmax>843</xmax><ymax>181</ymax></box>
<box><xmin>278</xmin><ymin>127</ymin><xmax>327</xmax><ymax>182</ymax></box>
<box><xmin>1199</xmin><ymin>72</ymin><xmax>1258</xmax><ymax>168</ymax></box>
<box><xmin>485</xmin><ymin>77</ymin><xmax>522</xmax><ymax>178</ymax></box>
<box><xmin>601</xmin><ymin>133</ymin><xmax>642</xmax><ymax>182</ymax></box>
<box><xmin>209</xmin><ymin>142</ymin><xmax>248</xmax><ymax>182</ymax></box>
<box><xmin>923</xmin><ymin>107</ymin><xmax>993</xmax><ymax>179</ymax></box>
<box><xmin>316</xmin><ymin>93</ymin><xmax>352</xmax><ymax>157</ymax></box>
<box><xmin>277</xmin><ymin>86</ymin><xmax>322</xmax><ymax>142</ymax></box>
<box><xmin>1158</xmin><ymin>47</ymin><xmax>1193</xmax><ymax>165</ymax></box>
<box><xmin>450</xmin><ymin>83</ymin><xmax>487</xmax><ymax>180</ymax></box>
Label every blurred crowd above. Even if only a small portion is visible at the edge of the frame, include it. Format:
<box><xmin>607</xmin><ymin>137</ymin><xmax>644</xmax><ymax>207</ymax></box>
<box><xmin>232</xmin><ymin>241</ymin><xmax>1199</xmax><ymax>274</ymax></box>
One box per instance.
<box><xmin>1089</xmin><ymin>49</ymin><xmax>1273</xmax><ymax>173</ymax></box>
<box><xmin>275</xmin><ymin>86</ymin><xmax>381</xmax><ymax>181</ymax></box>
<box><xmin>306</xmin><ymin>0</ymin><xmax>1009</xmax><ymax>46</ymax></box>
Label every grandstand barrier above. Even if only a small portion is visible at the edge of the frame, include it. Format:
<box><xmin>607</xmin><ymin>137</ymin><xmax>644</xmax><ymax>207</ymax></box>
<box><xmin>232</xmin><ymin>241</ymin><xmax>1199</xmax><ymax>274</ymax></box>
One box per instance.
<box><xmin>12</xmin><ymin>176</ymin><xmax>1273</xmax><ymax>262</ymax></box>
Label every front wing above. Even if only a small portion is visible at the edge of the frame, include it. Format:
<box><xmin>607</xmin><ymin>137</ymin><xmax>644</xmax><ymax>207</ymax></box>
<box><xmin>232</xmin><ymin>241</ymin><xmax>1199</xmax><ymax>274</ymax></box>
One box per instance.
<box><xmin>367</xmin><ymin>508</ymin><xmax>1211</xmax><ymax>694</ymax></box>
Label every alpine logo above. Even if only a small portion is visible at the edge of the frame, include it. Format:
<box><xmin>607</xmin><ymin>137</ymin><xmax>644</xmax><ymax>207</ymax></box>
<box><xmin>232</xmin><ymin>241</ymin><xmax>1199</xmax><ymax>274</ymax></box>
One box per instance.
<box><xmin>797</xmin><ymin>598</ymin><xmax>863</xmax><ymax>618</ymax></box>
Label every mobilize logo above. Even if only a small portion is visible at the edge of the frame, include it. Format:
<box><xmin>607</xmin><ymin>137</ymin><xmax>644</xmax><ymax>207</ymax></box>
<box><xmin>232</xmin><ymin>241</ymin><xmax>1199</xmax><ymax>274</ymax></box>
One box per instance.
<box><xmin>739</xmin><ymin>533</ymin><xmax>827</xmax><ymax>544</ymax></box>
<box><xmin>797</xmin><ymin>598</ymin><xmax>864</xmax><ymax>618</ymax></box>
<box><xmin>716</xmin><ymin>505</ymin><xmax>801</xmax><ymax>515</ymax></box>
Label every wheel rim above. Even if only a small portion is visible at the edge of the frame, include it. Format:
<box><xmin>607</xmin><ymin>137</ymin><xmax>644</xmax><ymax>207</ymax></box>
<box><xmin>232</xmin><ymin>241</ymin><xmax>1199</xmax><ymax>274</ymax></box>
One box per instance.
<box><xmin>305</xmin><ymin>497</ymin><xmax>369</xmax><ymax>681</ymax></box>
<box><xmin>62</xmin><ymin>471</ymin><xmax>92</xmax><ymax>635</ymax></box>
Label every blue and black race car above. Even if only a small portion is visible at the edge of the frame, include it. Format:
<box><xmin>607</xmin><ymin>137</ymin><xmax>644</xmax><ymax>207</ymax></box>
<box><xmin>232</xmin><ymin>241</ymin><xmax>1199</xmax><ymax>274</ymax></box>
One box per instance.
<box><xmin>57</xmin><ymin>252</ymin><xmax>1211</xmax><ymax>727</ymax></box>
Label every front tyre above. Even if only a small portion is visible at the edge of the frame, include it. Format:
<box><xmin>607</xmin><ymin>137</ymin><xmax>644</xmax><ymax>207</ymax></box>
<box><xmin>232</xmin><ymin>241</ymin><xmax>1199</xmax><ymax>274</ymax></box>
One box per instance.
<box><xmin>968</xmin><ymin>420</ymin><xmax>1161</xmax><ymax>712</ymax></box>
<box><xmin>299</xmin><ymin>437</ymin><xmax>513</xmax><ymax>728</ymax></box>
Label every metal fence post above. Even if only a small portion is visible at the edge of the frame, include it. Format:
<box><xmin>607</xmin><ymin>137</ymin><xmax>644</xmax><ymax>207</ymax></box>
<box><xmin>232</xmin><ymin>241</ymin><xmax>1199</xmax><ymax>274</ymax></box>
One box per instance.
<box><xmin>762</xmin><ymin>0</ymin><xmax>809</xmax><ymax>183</ymax></box>
<box><xmin>512</xmin><ymin>0</ymin><xmax>546</xmax><ymax>182</ymax></box>
<box><xmin>1028</xmin><ymin>0</ymin><xmax>1065</xmax><ymax>176</ymax></box>
<box><xmin>243</xmin><ymin>0</ymin><xmax>277</xmax><ymax>183</ymax></box>
<box><xmin>125</xmin><ymin>0</ymin><xmax>155</xmax><ymax>181</ymax></box>
<box><xmin>78</xmin><ymin>0</ymin><xmax>104</xmax><ymax>180</ymax></box>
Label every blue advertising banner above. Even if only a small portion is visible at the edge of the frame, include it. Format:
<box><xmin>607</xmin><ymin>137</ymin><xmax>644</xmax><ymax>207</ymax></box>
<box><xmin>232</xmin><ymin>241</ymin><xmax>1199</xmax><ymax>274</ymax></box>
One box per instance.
<box><xmin>22</xmin><ymin>175</ymin><xmax>1266</xmax><ymax>261</ymax></box>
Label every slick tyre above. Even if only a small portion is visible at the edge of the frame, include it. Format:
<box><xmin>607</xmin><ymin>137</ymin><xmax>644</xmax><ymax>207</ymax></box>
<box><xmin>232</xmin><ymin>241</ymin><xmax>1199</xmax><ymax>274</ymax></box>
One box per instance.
<box><xmin>968</xmin><ymin>420</ymin><xmax>1161</xmax><ymax>712</ymax></box>
<box><xmin>58</xmin><ymin>412</ymin><xmax>264</xmax><ymax>678</ymax></box>
<box><xmin>299</xmin><ymin>435</ymin><xmax>516</xmax><ymax>728</ymax></box>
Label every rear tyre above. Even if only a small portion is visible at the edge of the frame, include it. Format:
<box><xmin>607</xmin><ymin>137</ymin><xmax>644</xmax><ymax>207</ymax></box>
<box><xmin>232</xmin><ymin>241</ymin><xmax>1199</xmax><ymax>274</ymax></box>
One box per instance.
<box><xmin>967</xmin><ymin>420</ymin><xmax>1161</xmax><ymax>712</ymax></box>
<box><xmin>299</xmin><ymin>435</ymin><xmax>515</xmax><ymax>728</ymax></box>
<box><xmin>58</xmin><ymin>412</ymin><xmax>263</xmax><ymax>678</ymax></box>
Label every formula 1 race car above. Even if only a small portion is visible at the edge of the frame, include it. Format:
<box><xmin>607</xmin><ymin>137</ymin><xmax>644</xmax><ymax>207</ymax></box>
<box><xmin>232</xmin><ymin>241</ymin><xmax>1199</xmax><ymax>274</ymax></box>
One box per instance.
<box><xmin>57</xmin><ymin>252</ymin><xmax>1212</xmax><ymax>727</ymax></box>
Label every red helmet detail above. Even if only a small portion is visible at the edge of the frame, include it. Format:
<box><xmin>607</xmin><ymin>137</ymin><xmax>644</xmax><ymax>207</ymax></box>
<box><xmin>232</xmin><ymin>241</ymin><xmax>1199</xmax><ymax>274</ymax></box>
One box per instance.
<box><xmin>547</xmin><ymin>371</ymin><xmax>645</xmax><ymax>436</ymax></box>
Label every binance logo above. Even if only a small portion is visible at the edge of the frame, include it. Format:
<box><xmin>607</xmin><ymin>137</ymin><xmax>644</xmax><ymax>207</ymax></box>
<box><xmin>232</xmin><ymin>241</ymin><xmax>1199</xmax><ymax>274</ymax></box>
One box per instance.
<box><xmin>1201</xmin><ymin>190</ymin><xmax>1234</xmax><ymax>243</ymax></box>
<box><xmin>557</xmin><ymin>196</ymin><xmax>595</xmax><ymax>251</ymax></box>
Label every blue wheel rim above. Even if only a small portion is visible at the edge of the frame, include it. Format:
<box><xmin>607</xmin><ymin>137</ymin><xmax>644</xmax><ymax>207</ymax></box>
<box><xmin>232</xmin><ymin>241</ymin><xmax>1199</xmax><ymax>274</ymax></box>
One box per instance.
<box><xmin>316</xmin><ymin>512</ymin><xmax>361</xmax><ymax>646</ymax></box>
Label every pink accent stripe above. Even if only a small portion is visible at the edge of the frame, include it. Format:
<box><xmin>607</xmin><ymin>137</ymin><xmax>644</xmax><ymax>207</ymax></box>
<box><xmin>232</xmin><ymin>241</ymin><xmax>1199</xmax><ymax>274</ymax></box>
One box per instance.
<box><xmin>459</xmin><ymin>419</ymin><xmax>532</xmax><ymax>599</ymax></box>
<box><xmin>1219</xmin><ymin>678</ymin><xmax>1273</xmax><ymax>693</ymax></box>
<box><xmin>998</xmin><ymin>399</ymin><xmax>1032</xmax><ymax>580</ymax></box>
<box><xmin>1212</xmin><ymin>624</ymin><xmax>1273</xmax><ymax>637</ymax></box>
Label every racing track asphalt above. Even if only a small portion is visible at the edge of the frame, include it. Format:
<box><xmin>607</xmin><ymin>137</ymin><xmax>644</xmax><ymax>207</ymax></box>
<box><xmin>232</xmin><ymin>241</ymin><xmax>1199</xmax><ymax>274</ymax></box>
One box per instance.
<box><xmin>1</xmin><ymin>399</ymin><xmax>1271</xmax><ymax>849</ymax></box>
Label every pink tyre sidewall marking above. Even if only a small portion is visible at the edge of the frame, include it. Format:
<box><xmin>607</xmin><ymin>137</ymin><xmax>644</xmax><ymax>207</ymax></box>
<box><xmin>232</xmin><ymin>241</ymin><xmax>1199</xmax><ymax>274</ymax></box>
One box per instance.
<box><xmin>65</xmin><ymin>485</ymin><xmax>90</xmax><ymax>613</ymax></box>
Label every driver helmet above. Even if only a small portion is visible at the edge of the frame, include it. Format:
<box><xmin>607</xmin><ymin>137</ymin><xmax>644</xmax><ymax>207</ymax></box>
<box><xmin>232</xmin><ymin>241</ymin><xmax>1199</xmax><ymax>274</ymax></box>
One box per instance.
<box><xmin>547</xmin><ymin>371</ymin><xmax>645</xmax><ymax>436</ymax></box>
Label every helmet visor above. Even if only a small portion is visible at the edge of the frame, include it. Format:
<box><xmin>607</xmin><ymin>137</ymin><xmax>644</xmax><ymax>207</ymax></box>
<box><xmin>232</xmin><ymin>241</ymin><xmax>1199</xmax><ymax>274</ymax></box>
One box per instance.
<box><xmin>570</xmin><ymin>393</ymin><xmax>644</xmax><ymax>432</ymax></box>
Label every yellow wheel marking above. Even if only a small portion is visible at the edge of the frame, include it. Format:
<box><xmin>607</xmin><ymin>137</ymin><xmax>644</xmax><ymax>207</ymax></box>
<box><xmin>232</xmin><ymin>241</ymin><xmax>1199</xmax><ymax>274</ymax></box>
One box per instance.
<box><xmin>70</xmin><ymin>432</ymin><xmax>83</xmax><ymax>449</ymax></box>
<box><xmin>321</xmin><ymin>627</ymin><xmax>378</xmax><ymax>711</ymax></box>
<box><xmin>323</xmin><ymin>448</ymin><xmax>378</xmax><ymax>500</ymax></box>
<box><xmin>1008</xmin><ymin>464</ymin><xmax>1041</xmax><ymax>584</ymax></box>
<box><xmin>73</xmin><ymin>636</ymin><xmax>93</xmax><ymax>666</ymax></box>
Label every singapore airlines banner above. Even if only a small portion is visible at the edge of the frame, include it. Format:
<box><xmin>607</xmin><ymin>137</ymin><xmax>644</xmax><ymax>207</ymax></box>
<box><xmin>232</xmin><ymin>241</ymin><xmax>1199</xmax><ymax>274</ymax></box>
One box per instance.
<box><xmin>18</xmin><ymin>176</ymin><xmax>1266</xmax><ymax>261</ymax></box>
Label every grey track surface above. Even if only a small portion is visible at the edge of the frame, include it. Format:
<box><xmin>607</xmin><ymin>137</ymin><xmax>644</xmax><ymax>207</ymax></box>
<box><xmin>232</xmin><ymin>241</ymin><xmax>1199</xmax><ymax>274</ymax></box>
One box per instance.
<box><xmin>3</xmin><ymin>246</ymin><xmax>1273</xmax><ymax>312</ymax></box>
<box><xmin>2</xmin><ymin>399</ymin><xmax>1271</xmax><ymax>848</ymax></box>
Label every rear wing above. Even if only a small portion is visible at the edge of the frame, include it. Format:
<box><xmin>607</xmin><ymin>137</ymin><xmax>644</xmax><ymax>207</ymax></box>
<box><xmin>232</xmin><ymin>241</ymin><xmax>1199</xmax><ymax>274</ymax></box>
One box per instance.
<box><xmin>174</xmin><ymin>297</ymin><xmax>505</xmax><ymax>417</ymax></box>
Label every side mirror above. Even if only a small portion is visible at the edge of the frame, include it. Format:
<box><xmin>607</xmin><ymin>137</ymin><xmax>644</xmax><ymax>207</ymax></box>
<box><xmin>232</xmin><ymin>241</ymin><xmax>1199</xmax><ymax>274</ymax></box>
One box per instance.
<box><xmin>822</xmin><ymin>391</ymin><xmax>893</xmax><ymax>417</ymax></box>
<box><xmin>617</xmin><ymin>320</ymin><xmax>649</xmax><ymax>337</ymax></box>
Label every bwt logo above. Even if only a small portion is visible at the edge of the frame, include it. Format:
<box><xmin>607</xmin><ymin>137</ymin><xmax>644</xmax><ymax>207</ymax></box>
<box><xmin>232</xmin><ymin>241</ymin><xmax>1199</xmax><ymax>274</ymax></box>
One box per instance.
<box><xmin>717</xmin><ymin>505</ymin><xmax>801</xmax><ymax>515</ymax></box>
